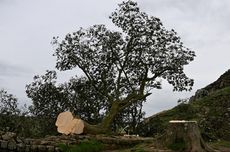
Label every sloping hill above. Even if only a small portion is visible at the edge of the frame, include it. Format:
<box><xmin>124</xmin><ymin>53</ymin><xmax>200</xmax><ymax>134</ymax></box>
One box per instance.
<box><xmin>204</xmin><ymin>69</ymin><xmax>230</xmax><ymax>92</ymax></box>
<box><xmin>190</xmin><ymin>69</ymin><xmax>230</xmax><ymax>102</ymax></box>
<box><xmin>138</xmin><ymin>70</ymin><xmax>230</xmax><ymax>141</ymax></box>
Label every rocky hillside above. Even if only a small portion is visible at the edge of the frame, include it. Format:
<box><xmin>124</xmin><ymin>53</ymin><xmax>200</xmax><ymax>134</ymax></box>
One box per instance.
<box><xmin>205</xmin><ymin>69</ymin><xmax>230</xmax><ymax>92</ymax></box>
<box><xmin>190</xmin><ymin>69</ymin><xmax>230</xmax><ymax>102</ymax></box>
<box><xmin>138</xmin><ymin>70</ymin><xmax>230</xmax><ymax>141</ymax></box>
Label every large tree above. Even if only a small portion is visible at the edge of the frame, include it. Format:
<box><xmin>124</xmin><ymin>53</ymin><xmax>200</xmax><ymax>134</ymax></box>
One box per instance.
<box><xmin>51</xmin><ymin>1</ymin><xmax>195</xmax><ymax>133</ymax></box>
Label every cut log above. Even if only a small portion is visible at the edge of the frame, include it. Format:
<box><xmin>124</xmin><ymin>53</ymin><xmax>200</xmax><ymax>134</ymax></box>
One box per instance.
<box><xmin>55</xmin><ymin>111</ymin><xmax>113</xmax><ymax>135</ymax></box>
<box><xmin>162</xmin><ymin>120</ymin><xmax>218</xmax><ymax>152</ymax></box>
<box><xmin>55</xmin><ymin>111</ymin><xmax>85</xmax><ymax>135</ymax></box>
<box><xmin>70</xmin><ymin>119</ymin><xmax>84</xmax><ymax>134</ymax></box>
<box><xmin>55</xmin><ymin>111</ymin><xmax>73</xmax><ymax>127</ymax></box>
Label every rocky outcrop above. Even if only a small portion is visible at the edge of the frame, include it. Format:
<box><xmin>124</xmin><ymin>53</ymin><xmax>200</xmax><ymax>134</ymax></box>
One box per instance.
<box><xmin>205</xmin><ymin>69</ymin><xmax>230</xmax><ymax>92</ymax></box>
<box><xmin>190</xmin><ymin>69</ymin><xmax>230</xmax><ymax>102</ymax></box>
<box><xmin>189</xmin><ymin>88</ymin><xmax>209</xmax><ymax>102</ymax></box>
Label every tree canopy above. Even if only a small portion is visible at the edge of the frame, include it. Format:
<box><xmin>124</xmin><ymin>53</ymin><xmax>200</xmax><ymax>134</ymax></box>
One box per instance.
<box><xmin>53</xmin><ymin>1</ymin><xmax>194</xmax><ymax>99</ymax></box>
<box><xmin>28</xmin><ymin>0</ymin><xmax>195</xmax><ymax>132</ymax></box>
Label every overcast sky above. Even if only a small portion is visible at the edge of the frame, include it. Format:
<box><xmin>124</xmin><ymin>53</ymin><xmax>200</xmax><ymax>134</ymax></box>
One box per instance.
<box><xmin>0</xmin><ymin>0</ymin><xmax>229</xmax><ymax>116</ymax></box>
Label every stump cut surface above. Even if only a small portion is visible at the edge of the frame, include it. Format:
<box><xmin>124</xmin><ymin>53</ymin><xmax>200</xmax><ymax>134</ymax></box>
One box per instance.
<box><xmin>55</xmin><ymin>111</ymin><xmax>85</xmax><ymax>135</ymax></box>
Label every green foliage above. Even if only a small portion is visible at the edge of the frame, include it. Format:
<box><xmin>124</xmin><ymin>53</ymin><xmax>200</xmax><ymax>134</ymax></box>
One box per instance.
<box><xmin>0</xmin><ymin>88</ymin><xmax>56</xmax><ymax>137</ymax></box>
<box><xmin>137</xmin><ymin>115</ymin><xmax>165</xmax><ymax>137</ymax></box>
<box><xmin>0</xmin><ymin>114</ymin><xmax>57</xmax><ymax>137</ymax></box>
<box><xmin>19</xmin><ymin>117</ymin><xmax>57</xmax><ymax>137</ymax></box>
<box><xmin>133</xmin><ymin>149</ymin><xmax>146</xmax><ymax>152</ymax></box>
<box><xmin>113</xmin><ymin>101</ymin><xmax>145</xmax><ymax>134</ymax></box>
<box><xmin>58</xmin><ymin>140</ymin><xmax>104</xmax><ymax>152</ymax></box>
<box><xmin>26</xmin><ymin>70</ymin><xmax>105</xmax><ymax>123</ymax></box>
<box><xmin>0</xmin><ymin>89</ymin><xmax>20</xmax><ymax>115</ymax></box>
<box><xmin>0</xmin><ymin>89</ymin><xmax>21</xmax><ymax>132</ymax></box>
<box><xmin>26</xmin><ymin>70</ymin><xmax>69</xmax><ymax>118</ymax></box>
<box><xmin>62</xmin><ymin>76</ymin><xmax>107</xmax><ymax>124</ymax></box>
<box><xmin>174</xmin><ymin>103</ymin><xmax>197</xmax><ymax>119</ymax></box>
<box><xmin>167</xmin><ymin>138</ymin><xmax>186</xmax><ymax>152</ymax></box>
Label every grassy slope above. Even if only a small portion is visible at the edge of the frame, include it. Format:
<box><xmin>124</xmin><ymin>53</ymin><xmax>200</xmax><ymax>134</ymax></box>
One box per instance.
<box><xmin>139</xmin><ymin>87</ymin><xmax>230</xmax><ymax>141</ymax></box>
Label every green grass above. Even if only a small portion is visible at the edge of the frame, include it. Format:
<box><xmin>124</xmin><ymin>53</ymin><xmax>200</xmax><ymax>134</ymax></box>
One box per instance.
<box><xmin>133</xmin><ymin>149</ymin><xmax>146</xmax><ymax>152</ymax></box>
<box><xmin>131</xmin><ymin>144</ymin><xmax>148</xmax><ymax>152</ymax></box>
<box><xmin>210</xmin><ymin>140</ymin><xmax>230</xmax><ymax>148</ymax></box>
<box><xmin>58</xmin><ymin>140</ymin><xmax>104</xmax><ymax>152</ymax></box>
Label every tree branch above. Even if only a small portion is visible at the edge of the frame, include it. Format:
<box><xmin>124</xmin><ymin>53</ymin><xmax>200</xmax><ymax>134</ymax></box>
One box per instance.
<box><xmin>114</xmin><ymin>36</ymin><xmax>135</xmax><ymax>99</ymax></box>
<box><xmin>120</xmin><ymin>92</ymin><xmax>151</xmax><ymax>110</ymax></box>
<box><xmin>77</xmin><ymin>64</ymin><xmax>113</xmax><ymax>102</ymax></box>
<box><xmin>139</xmin><ymin>65</ymin><xmax>148</xmax><ymax>94</ymax></box>
<box><xmin>146</xmin><ymin>67</ymin><xmax>173</xmax><ymax>81</ymax></box>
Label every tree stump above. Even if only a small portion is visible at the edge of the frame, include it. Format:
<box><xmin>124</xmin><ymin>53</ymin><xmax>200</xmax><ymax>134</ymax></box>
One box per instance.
<box><xmin>163</xmin><ymin>120</ymin><xmax>217</xmax><ymax>152</ymax></box>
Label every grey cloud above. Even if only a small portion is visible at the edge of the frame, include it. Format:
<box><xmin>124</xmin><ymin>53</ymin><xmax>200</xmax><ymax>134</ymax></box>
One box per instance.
<box><xmin>0</xmin><ymin>0</ymin><xmax>14</xmax><ymax>4</ymax></box>
<box><xmin>137</xmin><ymin>0</ymin><xmax>230</xmax><ymax>30</ymax></box>
<box><xmin>0</xmin><ymin>61</ymin><xmax>30</xmax><ymax>77</ymax></box>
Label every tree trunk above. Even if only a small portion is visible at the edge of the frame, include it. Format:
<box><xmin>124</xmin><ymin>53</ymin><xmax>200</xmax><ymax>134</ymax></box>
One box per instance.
<box><xmin>84</xmin><ymin>102</ymin><xmax>122</xmax><ymax>134</ymax></box>
<box><xmin>162</xmin><ymin>120</ymin><xmax>217</xmax><ymax>152</ymax></box>
<box><xmin>100</xmin><ymin>102</ymin><xmax>120</xmax><ymax>130</ymax></box>
<box><xmin>56</xmin><ymin>103</ymin><xmax>122</xmax><ymax>135</ymax></box>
